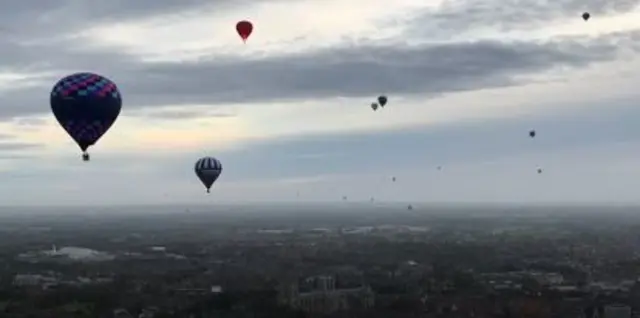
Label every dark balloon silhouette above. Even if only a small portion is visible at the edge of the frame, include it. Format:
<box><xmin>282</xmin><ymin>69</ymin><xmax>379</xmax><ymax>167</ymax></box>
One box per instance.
<box><xmin>50</xmin><ymin>72</ymin><xmax>122</xmax><ymax>161</ymax></box>
<box><xmin>378</xmin><ymin>95</ymin><xmax>387</xmax><ymax>107</ymax></box>
<box><xmin>537</xmin><ymin>168</ymin><xmax>543</xmax><ymax>174</ymax></box>
<box><xmin>582</xmin><ymin>12</ymin><xmax>590</xmax><ymax>21</ymax></box>
<box><xmin>371</xmin><ymin>103</ymin><xmax>378</xmax><ymax>111</ymax></box>
<box><xmin>195</xmin><ymin>157</ymin><xmax>223</xmax><ymax>193</ymax></box>
<box><xmin>236</xmin><ymin>20</ymin><xmax>253</xmax><ymax>42</ymax></box>
<box><xmin>529</xmin><ymin>130</ymin><xmax>536</xmax><ymax>138</ymax></box>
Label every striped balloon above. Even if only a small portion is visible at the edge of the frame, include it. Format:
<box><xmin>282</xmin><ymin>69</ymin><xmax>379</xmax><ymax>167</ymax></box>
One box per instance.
<box><xmin>194</xmin><ymin>157</ymin><xmax>223</xmax><ymax>193</ymax></box>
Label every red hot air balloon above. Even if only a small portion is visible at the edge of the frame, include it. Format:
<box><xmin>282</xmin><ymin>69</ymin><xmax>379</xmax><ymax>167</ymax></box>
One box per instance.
<box><xmin>236</xmin><ymin>20</ymin><xmax>253</xmax><ymax>43</ymax></box>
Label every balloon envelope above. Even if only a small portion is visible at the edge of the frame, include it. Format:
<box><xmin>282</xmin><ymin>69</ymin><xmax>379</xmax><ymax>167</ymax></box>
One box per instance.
<box><xmin>195</xmin><ymin>157</ymin><xmax>223</xmax><ymax>192</ymax></box>
<box><xmin>50</xmin><ymin>72</ymin><xmax>122</xmax><ymax>153</ymax></box>
<box><xmin>378</xmin><ymin>95</ymin><xmax>387</xmax><ymax>106</ymax></box>
<box><xmin>582</xmin><ymin>12</ymin><xmax>590</xmax><ymax>20</ymax></box>
<box><xmin>236</xmin><ymin>20</ymin><xmax>253</xmax><ymax>42</ymax></box>
<box><xmin>371</xmin><ymin>103</ymin><xmax>378</xmax><ymax>111</ymax></box>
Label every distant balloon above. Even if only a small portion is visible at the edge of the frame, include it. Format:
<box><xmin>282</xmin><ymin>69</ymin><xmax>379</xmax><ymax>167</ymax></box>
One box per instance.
<box><xmin>378</xmin><ymin>96</ymin><xmax>387</xmax><ymax>107</ymax></box>
<box><xmin>407</xmin><ymin>205</ymin><xmax>413</xmax><ymax>210</ymax></box>
<box><xmin>342</xmin><ymin>196</ymin><xmax>348</xmax><ymax>201</ymax></box>
<box><xmin>50</xmin><ymin>72</ymin><xmax>122</xmax><ymax>161</ymax></box>
<box><xmin>236</xmin><ymin>20</ymin><xmax>253</xmax><ymax>42</ymax></box>
<box><xmin>529</xmin><ymin>130</ymin><xmax>536</xmax><ymax>138</ymax></box>
<box><xmin>582</xmin><ymin>12</ymin><xmax>590</xmax><ymax>21</ymax></box>
<box><xmin>194</xmin><ymin>157</ymin><xmax>223</xmax><ymax>193</ymax></box>
<box><xmin>392</xmin><ymin>177</ymin><xmax>396</xmax><ymax>182</ymax></box>
<box><xmin>537</xmin><ymin>168</ymin><xmax>543</xmax><ymax>174</ymax></box>
<box><xmin>437</xmin><ymin>166</ymin><xmax>442</xmax><ymax>170</ymax></box>
<box><xmin>371</xmin><ymin>103</ymin><xmax>378</xmax><ymax>111</ymax></box>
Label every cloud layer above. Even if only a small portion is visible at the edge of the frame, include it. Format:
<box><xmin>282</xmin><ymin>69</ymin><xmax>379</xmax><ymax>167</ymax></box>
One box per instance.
<box><xmin>0</xmin><ymin>1</ymin><xmax>636</xmax><ymax>119</ymax></box>
<box><xmin>0</xmin><ymin>0</ymin><xmax>637</xmax><ymax>205</ymax></box>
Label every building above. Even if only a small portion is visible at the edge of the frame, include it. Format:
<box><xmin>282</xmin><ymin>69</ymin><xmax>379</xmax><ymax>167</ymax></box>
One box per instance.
<box><xmin>603</xmin><ymin>304</ymin><xmax>631</xmax><ymax>318</ymax></box>
<box><xmin>17</xmin><ymin>245</ymin><xmax>114</xmax><ymax>262</ymax></box>
<box><xmin>279</xmin><ymin>276</ymin><xmax>374</xmax><ymax>314</ymax></box>
<box><xmin>530</xmin><ymin>272</ymin><xmax>564</xmax><ymax>285</ymax></box>
<box><xmin>13</xmin><ymin>274</ymin><xmax>58</xmax><ymax>287</ymax></box>
<box><xmin>112</xmin><ymin>308</ymin><xmax>134</xmax><ymax>318</ymax></box>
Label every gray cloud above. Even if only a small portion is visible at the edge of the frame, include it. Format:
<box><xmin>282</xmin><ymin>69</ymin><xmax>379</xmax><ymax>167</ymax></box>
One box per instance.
<box><xmin>0</xmin><ymin>132</ymin><xmax>25</xmax><ymax>142</ymax></box>
<box><xmin>132</xmin><ymin>109</ymin><xmax>237</xmax><ymax>120</ymax></box>
<box><xmin>124</xmin><ymin>34</ymin><xmax>630</xmax><ymax>105</ymax></box>
<box><xmin>0</xmin><ymin>153</ymin><xmax>35</xmax><ymax>160</ymax></box>
<box><xmin>0</xmin><ymin>142</ymin><xmax>42</xmax><ymax>151</ymax></box>
<box><xmin>13</xmin><ymin>117</ymin><xmax>47</xmax><ymax>126</ymax></box>
<box><xmin>0</xmin><ymin>1</ymin><xmax>635</xmax><ymax>123</ymax></box>
<box><xmin>0</xmin><ymin>32</ymin><xmax>636</xmax><ymax>121</ymax></box>
<box><xmin>3</xmin><ymin>97</ymin><xmax>640</xmax><ymax>205</ymax></box>
<box><xmin>0</xmin><ymin>0</ymin><xmax>285</xmax><ymax>40</ymax></box>
<box><xmin>0</xmin><ymin>0</ymin><xmax>623</xmax><ymax>42</ymax></box>
<box><xmin>403</xmin><ymin>0</ymin><xmax>640</xmax><ymax>38</ymax></box>
<box><xmin>0</xmin><ymin>0</ymin><xmax>639</xmax><ymax>205</ymax></box>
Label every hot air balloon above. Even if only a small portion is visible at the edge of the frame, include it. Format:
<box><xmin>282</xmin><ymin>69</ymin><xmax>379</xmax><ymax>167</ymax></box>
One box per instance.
<box><xmin>371</xmin><ymin>103</ymin><xmax>378</xmax><ymax>111</ymax></box>
<box><xmin>392</xmin><ymin>176</ymin><xmax>396</xmax><ymax>182</ymax></box>
<box><xmin>582</xmin><ymin>12</ymin><xmax>590</xmax><ymax>21</ymax></box>
<box><xmin>50</xmin><ymin>72</ymin><xmax>122</xmax><ymax>161</ymax></box>
<box><xmin>195</xmin><ymin>156</ymin><xmax>223</xmax><ymax>193</ymax></box>
<box><xmin>537</xmin><ymin>168</ymin><xmax>543</xmax><ymax>174</ymax></box>
<box><xmin>236</xmin><ymin>20</ymin><xmax>253</xmax><ymax>43</ymax></box>
<box><xmin>529</xmin><ymin>130</ymin><xmax>536</xmax><ymax>138</ymax></box>
<box><xmin>378</xmin><ymin>95</ymin><xmax>387</xmax><ymax>107</ymax></box>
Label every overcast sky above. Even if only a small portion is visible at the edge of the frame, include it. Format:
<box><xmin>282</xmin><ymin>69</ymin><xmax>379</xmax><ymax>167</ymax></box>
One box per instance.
<box><xmin>0</xmin><ymin>0</ymin><xmax>639</xmax><ymax>206</ymax></box>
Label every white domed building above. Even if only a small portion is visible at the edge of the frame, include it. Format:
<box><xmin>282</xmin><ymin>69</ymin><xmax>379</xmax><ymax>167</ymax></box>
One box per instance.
<box><xmin>18</xmin><ymin>245</ymin><xmax>114</xmax><ymax>262</ymax></box>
